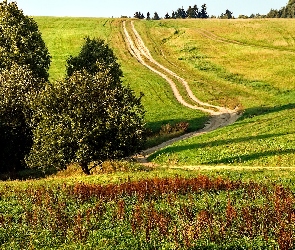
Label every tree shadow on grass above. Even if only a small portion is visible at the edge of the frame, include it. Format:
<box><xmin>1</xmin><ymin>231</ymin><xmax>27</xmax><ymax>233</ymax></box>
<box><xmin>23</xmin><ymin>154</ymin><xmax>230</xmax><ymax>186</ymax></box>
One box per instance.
<box><xmin>149</xmin><ymin>103</ymin><xmax>295</xmax><ymax>162</ymax></box>
<box><xmin>0</xmin><ymin>167</ymin><xmax>58</xmax><ymax>181</ymax></box>
<box><xmin>149</xmin><ymin>132</ymin><xmax>294</xmax><ymax>160</ymax></box>
<box><xmin>202</xmin><ymin>149</ymin><xmax>295</xmax><ymax>165</ymax></box>
<box><xmin>146</xmin><ymin>115</ymin><xmax>209</xmax><ymax>133</ymax></box>
<box><xmin>240</xmin><ymin>103</ymin><xmax>295</xmax><ymax>120</ymax></box>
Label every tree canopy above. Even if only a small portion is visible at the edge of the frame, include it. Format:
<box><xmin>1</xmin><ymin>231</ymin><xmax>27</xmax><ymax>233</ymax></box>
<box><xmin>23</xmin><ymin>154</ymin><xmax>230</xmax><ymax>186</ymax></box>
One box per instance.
<box><xmin>0</xmin><ymin>0</ymin><xmax>51</xmax><ymax>81</ymax></box>
<box><xmin>0</xmin><ymin>1</ymin><xmax>50</xmax><ymax>177</ymax></box>
<box><xmin>267</xmin><ymin>0</ymin><xmax>295</xmax><ymax>18</ymax></box>
<box><xmin>220</xmin><ymin>9</ymin><xmax>233</xmax><ymax>19</ymax></box>
<box><xmin>0</xmin><ymin>2</ymin><xmax>146</xmax><ymax>177</ymax></box>
<box><xmin>0</xmin><ymin>64</ymin><xmax>41</xmax><ymax>175</ymax></box>
<box><xmin>66</xmin><ymin>37</ymin><xmax>122</xmax><ymax>79</ymax></box>
<box><xmin>139</xmin><ymin>4</ymin><xmax>210</xmax><ymax>20</ymax></box>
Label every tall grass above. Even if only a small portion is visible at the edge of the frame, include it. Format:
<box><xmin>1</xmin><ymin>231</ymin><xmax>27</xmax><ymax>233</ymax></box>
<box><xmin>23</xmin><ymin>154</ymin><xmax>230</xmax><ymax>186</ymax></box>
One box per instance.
<box><xmin>2</xmin><ymin>169</ymin><xmax>295</xmax><ymax>249</ymax></box>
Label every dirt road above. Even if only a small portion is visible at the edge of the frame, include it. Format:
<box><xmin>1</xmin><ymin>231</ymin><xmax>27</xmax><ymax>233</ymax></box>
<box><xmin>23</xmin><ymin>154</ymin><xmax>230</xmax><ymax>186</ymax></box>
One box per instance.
<box><xmin>122</xmin><ymin>21</ymin><xmax>241</xmax><ymax>162</ymax></box>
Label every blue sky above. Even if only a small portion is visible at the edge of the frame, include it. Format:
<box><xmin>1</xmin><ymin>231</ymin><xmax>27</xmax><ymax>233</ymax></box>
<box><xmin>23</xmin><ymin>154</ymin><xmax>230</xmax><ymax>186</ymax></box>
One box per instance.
<box><xmin>13</xmin><ymin>0</ymin><xmax>288</xmax><ymax>18</ymax></box>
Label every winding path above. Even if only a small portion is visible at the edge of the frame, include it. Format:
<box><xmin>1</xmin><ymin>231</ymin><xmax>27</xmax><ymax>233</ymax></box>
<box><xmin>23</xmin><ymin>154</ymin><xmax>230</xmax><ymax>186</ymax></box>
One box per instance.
<box><xmin>123</xmin><ymin>21</ymin><xmax>241</xmax><ymax>162</ymax></box>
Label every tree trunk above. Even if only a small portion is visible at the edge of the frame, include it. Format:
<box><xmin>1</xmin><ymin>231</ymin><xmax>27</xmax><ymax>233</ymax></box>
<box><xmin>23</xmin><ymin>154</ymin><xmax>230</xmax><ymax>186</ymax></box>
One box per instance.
<box><xmin>80</xmin><ymin>161</ymin><xmax>90</xmax><ymax>175</ymax></box>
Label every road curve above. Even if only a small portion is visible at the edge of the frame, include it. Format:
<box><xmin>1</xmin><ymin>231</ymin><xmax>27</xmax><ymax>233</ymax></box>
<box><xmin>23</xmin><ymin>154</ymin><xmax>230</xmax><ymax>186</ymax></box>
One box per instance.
<box><xmin>122</xmin><ymin>21</ymin><xmax>241</xmax><ymax>162</ymax></box>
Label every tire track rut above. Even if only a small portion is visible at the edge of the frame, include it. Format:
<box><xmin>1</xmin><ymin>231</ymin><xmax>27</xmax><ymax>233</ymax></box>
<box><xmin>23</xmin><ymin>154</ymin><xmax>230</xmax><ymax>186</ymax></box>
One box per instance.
<box><xmin>196</xmin><ymin>28</ymin><xmax>295</xmax><ymax>54</ymax></box>
<box><xmin>123</xmin><ymin>21</ymin><xmax>241</xmax><ymax>162</ymax></box>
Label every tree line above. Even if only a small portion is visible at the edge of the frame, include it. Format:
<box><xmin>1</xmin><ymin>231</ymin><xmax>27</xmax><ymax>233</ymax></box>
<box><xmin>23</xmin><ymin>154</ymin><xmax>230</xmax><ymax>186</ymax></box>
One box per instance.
<box><xmin>133</xmin><ymin>4</ymin><xmax>244</xmax><ymax>20</ymax></box>
<box><xmin>266</xmin><ymin>0</ymin><xmax>295</xmax><ymax>18</ymax></box>
<box><xmin>133</xmin><ymin>1</ymin><xmax>295</xmax><ymax>20</ymax></box>
<box><xmin>134</xmin><ymin>4</ymin><xmax>209</xmax><ymax>20</ymax></box>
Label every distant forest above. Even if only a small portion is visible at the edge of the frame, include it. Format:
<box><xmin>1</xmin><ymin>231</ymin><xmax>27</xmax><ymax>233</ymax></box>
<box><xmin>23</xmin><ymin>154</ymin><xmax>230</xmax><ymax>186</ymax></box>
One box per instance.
<box><xmin>266</xmin><ymin>0</ymin><xmax>295</xmax><ymax>18</ymax></box>
<box><xmin>131</xmin><ymin>0</ymin><xmax>295</xmax><ymax>20</ymax></box>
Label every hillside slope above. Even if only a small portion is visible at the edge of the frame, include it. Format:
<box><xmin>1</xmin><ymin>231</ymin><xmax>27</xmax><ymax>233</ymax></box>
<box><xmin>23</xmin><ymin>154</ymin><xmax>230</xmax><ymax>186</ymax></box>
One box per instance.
<box><xmin>132</xmin><ymin>19</ymin><xmax>295</xmax><ymax>167</ymax></box>
<box><xmin>35</xmin><ymin>17</ymin><xmax>208</xmax><ymax>135</ymax></box>
<box><xmin>35</xmin><ymin>17</ymin><xmax>295</xmax><ymax>168</ymax></box>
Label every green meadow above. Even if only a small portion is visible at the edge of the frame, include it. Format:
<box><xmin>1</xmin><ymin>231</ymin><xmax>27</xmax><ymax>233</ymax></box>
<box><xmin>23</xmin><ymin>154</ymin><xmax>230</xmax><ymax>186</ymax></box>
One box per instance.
<box><xmin>0</xmin><ymin>17</ymin><xmax>294</xmax><ymax>249</ymax></box>
<box><xmin>34</xmin><ymin>17</ymin><xmax>208</xmax><ymax>136</ymax></box>
<box><xmin>35</xmin><ymin>17</ymin><xmax>295</xmax><ymax>168</ymax></box>
<box><xmin>134</xmin><ymin>19</ymin><xmax>295</xmax><ymax>167</ymax></box>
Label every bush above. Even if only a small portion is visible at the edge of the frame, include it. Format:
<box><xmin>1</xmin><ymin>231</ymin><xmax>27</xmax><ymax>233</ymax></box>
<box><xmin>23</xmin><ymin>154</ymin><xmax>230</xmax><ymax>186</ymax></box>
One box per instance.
<box><xmin>27</xmin><ymin>65</ymin><xmax>146</xmax><ymax>174</ymax></box>
<box><xmin>159</xmin><ymin>121</ymin><xmax>189</xmax><ymax>135</ymax></box>
<box><xmin>0</xmin><ymin>64</ymin><xmax>43</xmax><ymax>175</ymax></box>
<box><xmin>0</xmin><ymin>1</ymin><xmax>51</xmax><ymax>81</ymax></box>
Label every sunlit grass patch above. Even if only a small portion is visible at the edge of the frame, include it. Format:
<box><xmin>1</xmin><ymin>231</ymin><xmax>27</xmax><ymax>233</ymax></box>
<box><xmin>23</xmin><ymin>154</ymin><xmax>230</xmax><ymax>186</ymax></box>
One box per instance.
<box><xmin>150</xmin><ymin>107</ymin><xmax>295</xmax><ymax>167</ymax></box>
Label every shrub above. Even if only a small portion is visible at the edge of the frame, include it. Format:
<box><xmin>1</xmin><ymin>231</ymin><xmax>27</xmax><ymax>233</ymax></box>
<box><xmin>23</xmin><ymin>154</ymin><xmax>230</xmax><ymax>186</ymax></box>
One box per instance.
<box><xmin>0</xmin><ymin>0</ymin><xmax>51</xmax><ymax>81</ymax></box>
<box><xmin>159</xmin><ymin>121</ymin><xmax>189</xmax><ymax>135</ymax></box>
<box><xmin>27</xmin><ymin>65</ymin><xmax>145</xmax><ymax>174</ymax></box>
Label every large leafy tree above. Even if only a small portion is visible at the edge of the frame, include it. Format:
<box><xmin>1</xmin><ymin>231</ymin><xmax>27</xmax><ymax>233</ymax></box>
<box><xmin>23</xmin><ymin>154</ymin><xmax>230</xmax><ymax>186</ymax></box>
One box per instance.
<box><xmin>0</xmin><ymin>1</ymin><xmax>50</xmax><ymax>176</ymax></box>
<box><xmin>0</xmin><ymin>0</ymin><xmax>51</xmax><ymax>81</ymax></box>
<box><xmin>27</xmin><ymin>39</ymin><xmax>146</xmax><ymax>174</ymax></box>
<box><xmin>0</xmin><ymin>64</ymin><xmax>42</xmax><ymax>175</ymax></box>
<box><xmin>27</xmin><ymin>67</ymin><xmax>145</xmax><ymax>174</ymax></box>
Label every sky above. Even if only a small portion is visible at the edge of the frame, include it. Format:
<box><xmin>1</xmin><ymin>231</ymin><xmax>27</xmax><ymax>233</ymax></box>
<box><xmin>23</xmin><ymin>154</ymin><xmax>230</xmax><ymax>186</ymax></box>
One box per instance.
<box><xmin>12</xmin><ymin>0</ymin><xmax>288</xmax><ymax>18</ymax></box>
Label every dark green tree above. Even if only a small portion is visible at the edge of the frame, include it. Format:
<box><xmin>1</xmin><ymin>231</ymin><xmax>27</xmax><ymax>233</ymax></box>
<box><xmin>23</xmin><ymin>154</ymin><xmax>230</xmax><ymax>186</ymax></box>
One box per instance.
<box><xmin>220</xmin><ymin>9</ymin><xmax>233</xmax><ymax>19</ymax></box>
<box><xmin>281</xmin><ymin>0</ymin><xmax>295</xmax><ymax>17</ymax></box>
<box><xmin>171</xmin><ymin>11</ymin><xmax>176</xmax><ymax>19</ymax></box>
<box><xmin>146</xmin><ymin>12</ymin><xmax>151</xmax><ymax>20</ymax></box>
<box><xmin>27</xmin><ymin>39</ymin><xmax>146</xmax><ymax>174</ymax></box>
<box><xmin>187</xmin><ymin>5</ymin><xmax>200</xmax><ymax>18</ymax></box>
<box><xmin>174</xmin><ymin>7</ymin><xmax>187</xmax><ymax>18</ymax></box>
<box><xmin>267</xmin><ymin>0</ymin><xmax>295</xmax><ymax>18</ymax></box>
<box><xmin>134</xmin><ymin>12</ymin><xmax>145</xmax><ymax>19</ymax></box>
<box><xmin>164</xmin><ymin>13</ymin><xmax>171</xmax><ymax>19</ymax></box>
<box><xmin>199</xmin><ymin>4</ymin><xmax>209</xmax><ymax>18</ymax></box>
<box><xmin>193</xmin><ymin>5</ymin><xmax>199</xmax><ymax>18</ymax></box>
<box><xmin>66</xmin><ymin>37</ymin><xmax>122</xmax><ymax>79</ymax></box>
<box><xmin>0</xmin><ymin>0</ymin><xmax>51</xmax><ymax>81</ymax></box>
<box><xmin>27</xmin><ymin>67</ymin><xmax>145</xmax><ymax>174</ymax></box>
<box><xmin>0</xmin><ymin>1</ymin><xmax>50</xmax><ymax>177</ymax></box>
<box><xmin>266</xmin><ymin>9</ymin><xmax>279</xmax><ymax>18</ymax></box>
<box><xmin>153</xmin><ymin>12</ymin><xmax>160</xmax><ymax>20</ymax></box>
<box><xmin>0</xmin><ymin>64</ymin><xmax>43</xmax><ymax>176</ymax></box>
<box><xmin>187</xmin><ymin>6</ymin><xmax>196</xmax><ymax>18</ymax></box>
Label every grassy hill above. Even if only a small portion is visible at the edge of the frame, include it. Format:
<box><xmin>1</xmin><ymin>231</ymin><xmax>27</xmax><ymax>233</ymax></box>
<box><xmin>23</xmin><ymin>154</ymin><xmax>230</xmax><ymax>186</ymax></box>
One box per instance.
<box><xmin>0</xmin><ymin>16</ymin><xmax>295</xmax><ymax>249</ymax></box>
<box><xmin>34</xmin><ymin>17</ymin><xmax>208</xmax><ymax>136</ymax></box>
<box><xmin>133</xmin><ymin>19</ymin><xmax>295</xmax><ymax>167</ymax></box>
<box><xmin>35</xmin><ymin>17</ymin><xmax>295</xmax><ymax>168</ymax></box>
